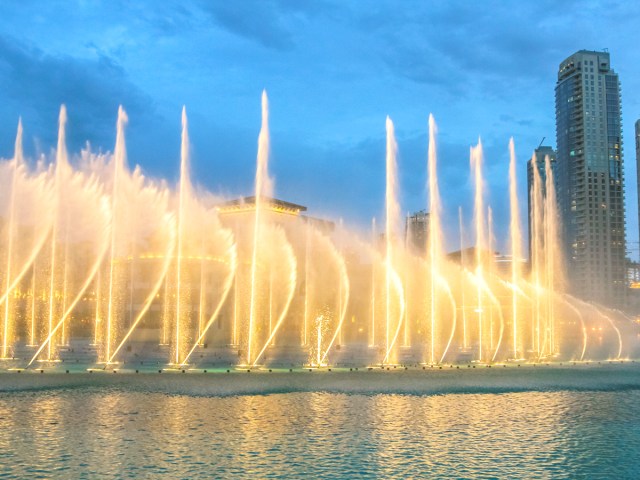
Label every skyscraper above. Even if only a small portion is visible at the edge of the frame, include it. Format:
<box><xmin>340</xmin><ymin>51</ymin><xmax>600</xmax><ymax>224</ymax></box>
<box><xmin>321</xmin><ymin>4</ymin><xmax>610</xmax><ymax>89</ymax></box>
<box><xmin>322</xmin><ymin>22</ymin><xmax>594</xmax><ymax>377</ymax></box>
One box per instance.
<box><xmin>527</xmin><ymin>146</ymin><xmax>556</xmax><ymax>261</ymax></box>
<box><xmin>555</xmin><ymin>50</ymin><xmax>626</xmax><ymax>307</ymax></box>
<box><xmin>636</xmin><ymin>120</ymin><xmax>640</xmax><ymax>255</ymax></box>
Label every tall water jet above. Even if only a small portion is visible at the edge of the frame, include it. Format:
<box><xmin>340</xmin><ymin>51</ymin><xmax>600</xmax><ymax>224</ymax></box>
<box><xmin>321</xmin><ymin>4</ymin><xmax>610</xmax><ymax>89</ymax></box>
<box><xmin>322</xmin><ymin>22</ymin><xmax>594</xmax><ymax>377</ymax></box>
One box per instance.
<box><xmin>544</xmin><ymin>155</ymin><xmax>560</xmax><ymax>355</ymax></box>
<box><xmin>488</xmin><ymin>207</ymin><xmax>495</xmax><ymax>351</ymax></box>
<box><xmin>382</xmin><ymin>117</ymin><xmax>405</xmax><ymax>364</ymax></box>
<box><xmin>508</xmin><ymin>138</ymin><xmax>523</xmax><ymax>359</ymax></box>
<box><xmin>173</xmin><ymin>106</ymin><xmax>190</xmax><ymax>365</ymax></box>
<box><xmin>151</xmin><ymin>106</ymin><xmax>239</xmax><ymax>367</ymax></box>
<box><xmin>530</xmin><ymin>153</ymin><xmax>544</xmax><ymax>356</ymax></box>
<box><xmin>197</xmin><ymin>233</ymin><xmax>206</xmax><ymax>343</ymax></box>
<box><xmin>161</xmin><ymin>278</ymin><xmax>170</xmax><ymax>345</ymax></box>
<box><xmin>302</xmin><ymin>222</ymin><xmax>311</xmax><ymax>346</ymax></box>
<box><xmin>370</xmin><ymin>217</ymin><xmax>376</xmax><ymax>348</ymax></box>
<box><xmin>1</xmin><ymin>120</ymin><xmax>22</xmax><ymax>358</ymax></box>
<box><xmin>487</xmin><ymin>206</ymin><xmax>505</xmax><ymax>361</ymax></box>
<box><xmin>247</xmin><ymin>90</ymin><xmax>274</xmax><ymax>366</ymax></box>
<box><xmin>337</xmin><ymin>218</ymin><xmax>345</xmax><ymax>347</ymax></box>
<box><xmin>402</xmin><ymin>212</ymin><xmax>409</xmax><ymax>348</ymax></box>
<box><xmin>315</xmin><ymin>314</ymin><xmax>324</xmax><ymax>366</ymax></box>
<box><xmin>47</xmin><ymin>106</ymin><xmax>70</xmax><ymax>360</ymax></box>
<box><xmin>459</xmin><ymin>206</ymin><xmax>468</xmax><ymax>349</ymax></box>
<box><xmin>427</xmin><ymin>114</ymin><xmax>443</xmax><ymax>364</ymax></box>
<box><xmin>470</xmin><ymin>140</ymin><xmax>486</xmax><ymax>361</ymax></box>
<box><xmin>60</xmin><ymin>210</ymin><xmax>71</xmax><ymax>347</ymax></box>
<box><xmin>29</xmin><ymin>257</ymin><xmax>37</xmax><ymax>346</ymax></box>
<box><xmin>105</xmin><ymin>106</ymin><xmax>128</xmax><ymax>364</ymax></box>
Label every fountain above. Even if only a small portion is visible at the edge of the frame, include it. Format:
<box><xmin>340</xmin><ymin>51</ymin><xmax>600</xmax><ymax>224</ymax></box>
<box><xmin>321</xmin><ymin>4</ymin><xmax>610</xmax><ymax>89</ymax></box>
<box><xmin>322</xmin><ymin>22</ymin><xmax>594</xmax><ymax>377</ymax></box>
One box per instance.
<box><xmin>0</xmin><ymin>93</ymin><xmax>636</xmax><ymax>371</ymax></box>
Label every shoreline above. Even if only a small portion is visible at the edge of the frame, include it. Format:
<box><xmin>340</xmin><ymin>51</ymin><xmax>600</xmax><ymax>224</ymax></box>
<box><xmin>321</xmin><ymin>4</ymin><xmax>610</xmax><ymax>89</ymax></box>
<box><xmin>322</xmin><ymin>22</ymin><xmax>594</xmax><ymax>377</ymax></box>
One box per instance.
<box><xmin>2</xmin><ymin>362</ymin><xmax>640</xmax><ymax>397</ymax></box>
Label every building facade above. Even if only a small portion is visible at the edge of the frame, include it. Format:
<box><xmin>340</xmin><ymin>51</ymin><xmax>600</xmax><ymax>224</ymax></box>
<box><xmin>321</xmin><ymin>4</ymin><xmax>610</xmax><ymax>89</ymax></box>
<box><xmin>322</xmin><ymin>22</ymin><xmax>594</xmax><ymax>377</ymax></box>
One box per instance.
<box><xmin>405</xmin><ymin>210</ymin><xmax>429</xmax><ymax>255</ymax></box>
<box><xmin>555</xmin><ymin>50</ymin><xmax>626</xmax><ymax>307</ymax></box>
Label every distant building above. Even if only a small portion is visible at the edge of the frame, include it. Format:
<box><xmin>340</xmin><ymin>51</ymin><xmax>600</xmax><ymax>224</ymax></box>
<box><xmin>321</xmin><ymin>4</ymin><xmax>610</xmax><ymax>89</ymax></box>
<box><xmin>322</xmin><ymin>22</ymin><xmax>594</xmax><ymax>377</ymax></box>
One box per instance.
<box><xmin>555</xmin><ymin>49</ymin><xmax>626</xmax><ymax>307</ymax></box>
<box><xmin>527</xmin><ymin>146</ymin><xmax>557</xmax><ymax>261</ymax></box>
<box><xmin>405</xmin><ymin>210</ymin><xmax>428</xmax><ymax>255</ymax></box>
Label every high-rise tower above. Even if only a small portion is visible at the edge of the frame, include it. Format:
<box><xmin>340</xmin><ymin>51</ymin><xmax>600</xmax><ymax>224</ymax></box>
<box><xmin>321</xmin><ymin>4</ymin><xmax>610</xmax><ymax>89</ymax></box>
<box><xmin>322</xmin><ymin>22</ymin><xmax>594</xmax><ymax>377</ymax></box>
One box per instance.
<box><xmin>636</xmin><ymin>119</ymin><xmax>640</xmax><ymax>257</ymax></box>
<box><xmin>555</xmin><ymin>50</ymin><xmax>626</xmax><ymax>307</ymax></box>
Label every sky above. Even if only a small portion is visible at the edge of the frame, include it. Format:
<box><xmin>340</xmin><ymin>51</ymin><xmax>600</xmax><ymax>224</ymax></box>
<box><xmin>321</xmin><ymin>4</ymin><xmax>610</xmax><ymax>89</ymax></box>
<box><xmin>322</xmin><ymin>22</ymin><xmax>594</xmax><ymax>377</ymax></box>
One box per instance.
<box><xmin>0</xmin><ymin>0</ymin><xmax>639</xmax><ymax>257</ymax></box>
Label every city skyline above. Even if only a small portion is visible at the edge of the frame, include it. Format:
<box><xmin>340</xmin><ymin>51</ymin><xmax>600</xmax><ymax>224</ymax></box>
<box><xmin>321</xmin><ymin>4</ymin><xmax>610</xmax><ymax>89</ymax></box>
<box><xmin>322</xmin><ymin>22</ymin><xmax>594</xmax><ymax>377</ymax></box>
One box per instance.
<box><xmin>0</xmin><ymin>1</ymin><xmax>639</xmax><ymax>258</ymax></box>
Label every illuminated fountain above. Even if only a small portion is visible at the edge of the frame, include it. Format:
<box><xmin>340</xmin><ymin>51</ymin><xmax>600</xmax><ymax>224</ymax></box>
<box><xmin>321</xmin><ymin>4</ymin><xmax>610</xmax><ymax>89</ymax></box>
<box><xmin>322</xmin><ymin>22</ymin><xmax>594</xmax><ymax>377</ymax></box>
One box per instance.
<box><xmin>0</xmin><ymin>94</ymin><xmax>637</xmax><ymax>370</ymax></box>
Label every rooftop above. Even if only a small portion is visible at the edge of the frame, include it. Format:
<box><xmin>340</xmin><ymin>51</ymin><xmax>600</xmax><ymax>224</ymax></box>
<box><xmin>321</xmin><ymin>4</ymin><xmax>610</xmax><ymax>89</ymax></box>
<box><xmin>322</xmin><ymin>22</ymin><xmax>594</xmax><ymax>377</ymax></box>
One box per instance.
<box><xmin>216</xmin><ymin>196</ymin><xmax>307</xmax><ymax>216</ymax></box>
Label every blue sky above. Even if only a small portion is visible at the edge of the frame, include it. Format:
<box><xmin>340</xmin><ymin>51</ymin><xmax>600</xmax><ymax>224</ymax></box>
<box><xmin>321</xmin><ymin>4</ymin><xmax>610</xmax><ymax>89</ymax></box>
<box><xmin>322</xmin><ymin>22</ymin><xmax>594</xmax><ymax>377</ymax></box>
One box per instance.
<box><xmin>0</xmin><ymin>1</ymin><xmax>639</xmax><ymax>256</ymax></box>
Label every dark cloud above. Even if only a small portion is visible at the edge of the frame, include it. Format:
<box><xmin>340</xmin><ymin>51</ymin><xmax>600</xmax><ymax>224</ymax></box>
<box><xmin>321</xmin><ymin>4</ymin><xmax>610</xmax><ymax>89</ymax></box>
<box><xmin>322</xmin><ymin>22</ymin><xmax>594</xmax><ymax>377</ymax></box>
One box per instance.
<box><xmin>0</xmin><ymin>35</ymin><xmax>155</xmax><ymax>153</ymax></box>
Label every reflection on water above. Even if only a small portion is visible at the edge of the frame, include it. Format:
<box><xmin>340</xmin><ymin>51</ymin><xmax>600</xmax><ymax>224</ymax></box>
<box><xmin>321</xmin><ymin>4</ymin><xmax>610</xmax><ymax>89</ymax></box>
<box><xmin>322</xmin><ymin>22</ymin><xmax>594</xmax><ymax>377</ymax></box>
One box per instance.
<box><xmin>1</xmin><ymin>388</ymin><xmax>639</xmax><ymax>478</ymax></box>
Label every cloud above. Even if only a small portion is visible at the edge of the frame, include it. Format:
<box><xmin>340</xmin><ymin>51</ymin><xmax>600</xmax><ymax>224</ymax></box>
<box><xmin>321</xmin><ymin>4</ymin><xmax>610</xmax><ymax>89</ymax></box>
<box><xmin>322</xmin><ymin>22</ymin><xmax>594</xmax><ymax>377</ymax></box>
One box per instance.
<box><xmin>199</xmin><ymin>1</ymin><xmax>296</xmax><ymax>51</ymax></box>
<box><xmin>0</xmin><ymin>35</ymin><xmax>155</xmax><ymax>152</ymax></box>
<box><xmin>354</xmin><ymin>0</ymin><xmax>600</xmax><ymax>99</ymax></box>
<box><xmin>198</xmin><ymin>0</ymin><xmax>333</xmax><ymax>51</ymax></box>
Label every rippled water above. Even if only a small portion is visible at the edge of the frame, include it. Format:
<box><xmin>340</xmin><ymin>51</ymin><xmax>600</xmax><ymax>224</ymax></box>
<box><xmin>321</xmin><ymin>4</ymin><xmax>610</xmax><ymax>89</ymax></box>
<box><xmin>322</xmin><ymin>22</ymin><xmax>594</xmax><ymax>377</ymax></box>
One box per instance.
<box><xmin>1</xmin><ymin>368</ymin><xmax>639</xmax><ymax>478</ymax></box>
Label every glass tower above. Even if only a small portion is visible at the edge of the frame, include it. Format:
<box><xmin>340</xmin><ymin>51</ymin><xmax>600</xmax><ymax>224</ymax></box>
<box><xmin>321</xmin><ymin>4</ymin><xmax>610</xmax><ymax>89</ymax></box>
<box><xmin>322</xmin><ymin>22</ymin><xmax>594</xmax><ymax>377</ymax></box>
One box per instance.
<box><xmin>555</xmin><ymin>50</ymin><xmax>626</xmax><ymax>307</ymax></box>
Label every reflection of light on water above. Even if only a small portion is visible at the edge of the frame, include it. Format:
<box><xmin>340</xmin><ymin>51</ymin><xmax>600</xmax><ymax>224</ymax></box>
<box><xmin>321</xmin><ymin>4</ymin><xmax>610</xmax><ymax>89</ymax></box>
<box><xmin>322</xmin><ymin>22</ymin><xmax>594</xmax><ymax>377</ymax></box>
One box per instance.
<box><xmin>2</xmin><ymin>369</ymin><xmax>640</xmax><ymax>476</ymax></box>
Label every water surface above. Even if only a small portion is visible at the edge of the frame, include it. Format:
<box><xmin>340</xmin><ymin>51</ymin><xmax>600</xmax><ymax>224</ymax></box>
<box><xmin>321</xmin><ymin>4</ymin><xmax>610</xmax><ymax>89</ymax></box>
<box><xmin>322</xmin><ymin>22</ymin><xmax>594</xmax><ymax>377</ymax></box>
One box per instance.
<box><xmin>1</xmin><ymin>366</ymin><xmax>639</xmax><ymax>478</ymax></box>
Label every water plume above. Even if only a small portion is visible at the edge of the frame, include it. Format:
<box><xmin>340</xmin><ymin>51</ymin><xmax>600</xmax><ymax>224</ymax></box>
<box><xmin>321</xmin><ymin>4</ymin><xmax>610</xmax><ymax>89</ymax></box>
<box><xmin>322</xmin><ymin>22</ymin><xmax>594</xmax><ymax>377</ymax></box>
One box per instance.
<box><xmin>383</xmin><ymin>117</ymin><xmax>405</xmax><ymax>364</ymax></box>
<box><xmin>508</xmin><ymin>138</ymin><xmax>523</xmax><ymax>359</ymax></box>
<box><xmin>560</xmin><ymin>294</ymin><xmax>588</xmax><ymax>361</ymax></box>
<box><xmin>319</xmin><ymin>238</ymin><xmax>350</xmax><ymax>365</ymax></box>
<box><xmin>370</xmin><ymin>217</ymin><xmax>377</xmax><ymax>348</ymax></box>
<box><xmin>173</xmin><ymin>107</ymin><xmax>190</xmax><ymax>365</ymax></box>
<box><xmin>437</xmin><ymin>274</ymin><xmax>457</xmax><ymax>364</ymax></box>
<box><xmin>470</xmin><ymin>140</ymin><xmax>486</xmax><ymax>361</ymax></box>
<box><xmin>247</xmin><ymin>90</ymin><xmax>272</xmax><ymax>366</ymax></box>
<box><xmin>544</xmin><ymin>155</ymin><xmax>561</xmax><ymax>354</ymax></box>
<box><xmin>427</xmin><ymin>114</ymin><xmax>443</xmax><ymax>364</ymax></box>
<box><xmin>180</xmin><ymin>242</ymin><xmax>237</xmax><ymax>367</ymax></box>
<box><xmin>530</xmin><ymin>153</ymin><xmax>544</xmax><ymax>356</ymax></box>
<box><xmin>105</xmin><ymin>106</ymin><xmax>128</xmax><ymax>363</ymax></box>
<box><xmin>252</xmin><ymin>229</ymin><xmax>297</xmax><ymax>367</ymax></box>
<box><xmin>107</xmin><ymin>215</ymin><xmax>176</xmax><ymax>364</ymax></box>
<box><xmin>1</xmin><ymin>120</ymin><xmax>22</xmax><ymax>357</ymax></box>
<box><xmin>458</xmin><ymin>207</ymin><xmax>468</xmax><ymax>349</ymax></box>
